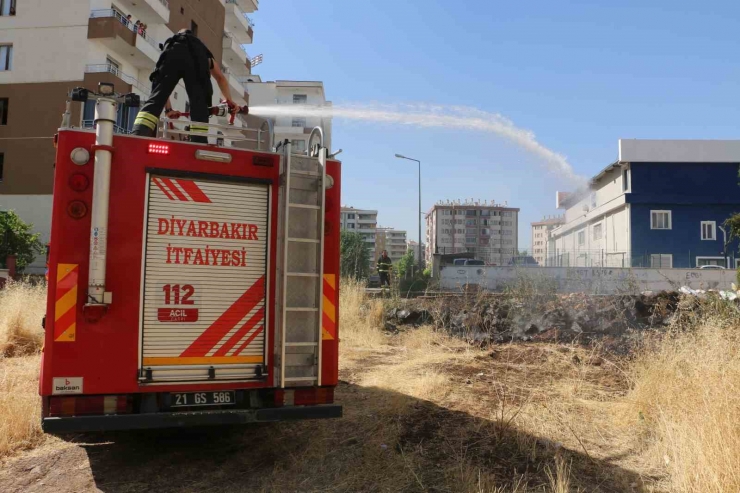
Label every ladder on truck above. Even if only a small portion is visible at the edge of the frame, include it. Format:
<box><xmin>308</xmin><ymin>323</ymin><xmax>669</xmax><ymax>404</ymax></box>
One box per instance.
<box><xmin>278</xmin><ymin>138</ymin><xmax>327</xmax><ymax>387</ymax></box>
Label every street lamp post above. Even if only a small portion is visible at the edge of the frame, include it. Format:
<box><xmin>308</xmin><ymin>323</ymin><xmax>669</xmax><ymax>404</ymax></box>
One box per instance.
<box><xmin>394</xmin><ymin>154</ymin><xmax>421</xmax><ymax>275</ymax></box>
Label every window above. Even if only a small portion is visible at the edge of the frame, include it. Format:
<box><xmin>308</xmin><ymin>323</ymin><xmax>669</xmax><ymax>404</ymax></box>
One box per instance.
<box><xmin>650</xmin><ymin>254</ymin><xmax>673</xmax><ymax>269</ymax></box>
<box><xmin>466</xmin><ymin>219</ymin><xmax>476</xmax><ymax>226</ymax></box>
<box><xmin>466</xmin><ymin>210</ymin><xmax>477</xmax><ymax>216</ymax></box>
<box><xmin>480</xmin><ymin>210</ymin><xmax>490</xmax><ymax>216</ymax></box>
<box><xmin>293</xmin><ymin>94</ymin><xmax>307</xmax><ymax>104</ymax></box>
<box><xmin>292</xmin><ymin>117</ymin><xmax>306</xmax><ymax>128</ymax></box>
<box><xmin>481</xmin><ymin>228</ymin><xmax>490</xmax><ymax>235</ymax></box>
<box><xmin>0</xmin><ymin>0</ymin><xmax>16</xmax><ymax>16</ymax></box>
<box><xmin>184</xmin><ymin>101</ymin><xmax>191</xmax><ymax>113</ymax></box>
<box><xmin>622</xmin><ymin>167</ymin><xmax>630</xmax><ymax>192</ymax></box>
<box><xmin>697</xmin><ymin>257</ymin><xmax>725</xmax><ymax>267</ymax></box>
<box><xmin>593</xmin><ymin>223</ymin><xmax>602</xmax><ymax>241</ymax></box>
<box><xmin>347</xmin><ymin>223</ymin><xmax>355</xmax><ymax>229</ymax></box>
<box><xmin>291</xmin><ymin>139</ymin><xmax>306</xmax><ymax>153</ymax></box>
<box><xmin>0</xmin><ymin>153</ymin><xmax>3</xmax><ymax>182</ymax></box>
<box><xmin>0</xmin><ymin>98</ymin><xmax>7</xmax><ymax>125</ymax></box>
<box><xmin>651</xmin><ymin>210</ymin><xmax>672</xmax><ymax>230</ymax></box>
<box><xmin>577</xmin><ymin>231</ymin><xmax>585</xmax><ymax>246</ymax></box>
<box><xmin>466</xmin><ymin>237</ymin><xmax>476</xmax><ymax>244</ymax></box>
<box><xmin>0</xmin><ymin>45</ymin><xmax>12</xmax><ymax>71</ymax></box>
<box><xmin>190</xmin><ymin>20</ymin><xmax>198</xmax><ymax>37</ymax></box>
<box><xmin>347</xmin><ymin>213</ymin><xmax>355</xmax><ymax>219</ymax></box>
<box><xmin>701</xmin><ymin>221</ymin><xmax>716</xmax><ymax>241</ymax></box>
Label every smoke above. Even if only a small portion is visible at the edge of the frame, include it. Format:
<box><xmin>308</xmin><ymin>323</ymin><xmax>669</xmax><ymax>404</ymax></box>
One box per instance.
<box><xmin>249</xmin><ymin>102</ymin><xmax>586</xmax><ymax>185</ymax></box>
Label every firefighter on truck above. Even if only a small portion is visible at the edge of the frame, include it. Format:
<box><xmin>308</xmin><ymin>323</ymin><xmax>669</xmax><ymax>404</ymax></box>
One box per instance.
<box><xmin>132</xmin><ymin>29</ymin><xmax>244</xmax><ymax>143</ymax></box>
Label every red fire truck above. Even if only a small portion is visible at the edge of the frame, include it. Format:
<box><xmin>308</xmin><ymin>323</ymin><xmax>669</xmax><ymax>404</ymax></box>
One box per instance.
<box><xmin>39</xmin><ymin>84</ymin><xmax>342</xmax><ymax>432</ymax></box>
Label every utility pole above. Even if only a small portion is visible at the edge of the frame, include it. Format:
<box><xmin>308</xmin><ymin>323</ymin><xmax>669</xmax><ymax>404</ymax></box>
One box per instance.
<box><xmin>394</xmin><ymin>154</ymin><xmax>422</xmax><ymax>273</ymax></box>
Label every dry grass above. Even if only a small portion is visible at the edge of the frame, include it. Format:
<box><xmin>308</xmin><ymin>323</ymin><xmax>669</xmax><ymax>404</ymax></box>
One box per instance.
<box><xmin>628</xmin><ymin>310</ymin><xmax>740</xmax><ymax>493</ymax></box>
<box><xmin>0</xmin><ymin>279</ymin><xmax>46</xmax><ymax>357</ymax></box>
<box><xmin>0</xmin><ymin>280</ymin><xmax>46</xmax><ymax>459</ymax></box>
<box><xmin>339</xmin><ymin>281</ymin><xmax>600</xmax><ymax>492</ymax></box>
<box><xmin>338</xmin><ymin>277</ymin><xmax>385</xmax><ymax>349</ymax></box>
<box><xmin>0</xmin><ymin>355</ymin><xmax>44</xmax><ymax>458</ymax></box>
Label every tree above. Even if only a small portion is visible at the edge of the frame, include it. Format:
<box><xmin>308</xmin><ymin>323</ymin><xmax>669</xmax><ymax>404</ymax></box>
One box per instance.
<box><xmin>340</xmin><ymin>231</ymin><xmax>370</xmax><ymax>280</ymax></box>
<box><xmin>396</xmin><ymin>249</ymin><xmax>416</xmax><ymax>279</ymax></box>
<box><xmin>0</xmin><ymin>210</ymin><xmax>45</xmax><ymax>271</ymax></box>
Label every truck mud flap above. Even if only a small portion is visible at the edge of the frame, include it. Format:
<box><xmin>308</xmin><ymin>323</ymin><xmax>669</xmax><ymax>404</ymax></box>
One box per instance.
<box><xmin>42</xmin><ymin>405</ymin><xmax>343</xmax><ymax>433</ymax></box>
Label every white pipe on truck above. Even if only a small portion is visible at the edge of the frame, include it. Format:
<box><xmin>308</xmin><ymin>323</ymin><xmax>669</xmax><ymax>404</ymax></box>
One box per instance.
<box><xmin>87</xmin><ymin>97</ymin><xmax>116</xmax><ymax>305</ymax></box>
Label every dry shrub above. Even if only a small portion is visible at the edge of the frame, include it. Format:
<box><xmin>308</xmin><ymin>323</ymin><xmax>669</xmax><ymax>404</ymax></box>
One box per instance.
<box><xmin>338</xmin><ymin>277</ymin><xmax>385</xmax><ymax>348</ymax></box>
<box><xmin>0</xmin><ymin>355</ymin><xmax>44</xmax><ymax>457</ymax></box>
<box><xmin>628</xmin><ymin>312</ymin><xmax>740</xmax><ymax>493</ymax></box>
<box><xmin>0</xmin><ymin>279</ymin><xmax>46</xmax><ymax>357</ymax></box>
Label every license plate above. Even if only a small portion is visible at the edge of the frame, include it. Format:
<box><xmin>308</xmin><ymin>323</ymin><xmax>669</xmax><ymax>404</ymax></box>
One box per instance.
<box><xmin>171</xmin><ymin>391</ymin><xmax>235</xmax><ymax>407</ymax></box>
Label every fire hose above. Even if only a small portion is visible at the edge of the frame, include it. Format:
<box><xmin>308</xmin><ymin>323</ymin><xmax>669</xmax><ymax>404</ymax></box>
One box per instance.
<box><xmin>167</xmin><ymin>99</ymin><xmax>249</xmax><ymax>128</ymax></box>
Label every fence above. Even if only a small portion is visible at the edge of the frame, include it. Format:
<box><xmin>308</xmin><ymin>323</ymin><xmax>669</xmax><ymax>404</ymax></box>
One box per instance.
<box><xmin>433</xmin><ymin>246</ymin><xmax>739</xmax><ymax>270</ymax></box>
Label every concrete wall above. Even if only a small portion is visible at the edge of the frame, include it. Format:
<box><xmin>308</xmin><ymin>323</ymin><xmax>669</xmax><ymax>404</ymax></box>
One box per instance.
<box><xmin>440</xmin><ymin>265</ymin><xmax>737</xmax><ymax>294</ymax></box>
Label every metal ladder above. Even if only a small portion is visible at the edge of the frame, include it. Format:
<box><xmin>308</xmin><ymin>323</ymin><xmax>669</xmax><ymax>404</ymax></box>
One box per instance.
<box><xmin>279</xmin><ymin>141</ymin><xmax>327</xmax><ymax>387</ymax></box>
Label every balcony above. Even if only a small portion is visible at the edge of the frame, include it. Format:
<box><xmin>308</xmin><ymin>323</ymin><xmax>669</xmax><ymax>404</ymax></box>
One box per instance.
<box><xmin>111</xmin><ymin>0</ymin><xmax>169</xmax><ymax>24</ymax></box>
<box><xmin>84</xmin><ymin>64</ymin><xmax>150</xmax><ymax>97</ymax></box>
<box><xmin>88</xmin><ymin>10</ymin><xmax>161</xmax><ymax>69</ymax></box>
<box><xmin>224</xmin><ymin>0</ymin><xmax>254</xmax><ymax>44</ymax></box>
<box><xmin>221</xmin><ymin>65</ymin><xmax>249</xmax><ymax>106</ymax></box>
<box><xmin>235</xmin><ymin>0</ymin><xmax>258</xmax><ymax>13</ymax></box>
<box><xmin>222</xmin><ymin>31</ymin><xmax>249</xmax><ymax>76</ymax></box>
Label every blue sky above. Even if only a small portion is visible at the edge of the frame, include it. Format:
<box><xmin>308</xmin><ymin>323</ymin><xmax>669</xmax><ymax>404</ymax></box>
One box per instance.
<box><xmin>251</xmin><ymin>0</ymin><xmax>740</xmax><ymax>247</ymax></box>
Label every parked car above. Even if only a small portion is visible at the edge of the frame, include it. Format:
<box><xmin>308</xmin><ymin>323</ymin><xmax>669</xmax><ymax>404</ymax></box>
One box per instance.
<box><xmin>464</xmin><ymin>259</ymin><xmax>485</xmax><ymax>266</ymax></box>
<box><xmin>508</xmin><ymin>256</ymin><xmax>539</xmax><ymax>267</ymax></box>
<box><xmin>453</xmin><ymin>258</ymin><xmax>469</xmax><ymax>266</ymax></box>
<box><xmin>699</xmin><ymin>264</ymin><xmax>726</xmax><ymax>270</ymax></box>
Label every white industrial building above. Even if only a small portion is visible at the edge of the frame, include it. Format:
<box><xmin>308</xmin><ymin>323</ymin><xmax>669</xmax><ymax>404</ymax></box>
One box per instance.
<box><xmin>0</xmin><ymin>0</ymin><xmax>259</xmax><ymax>273</ymax></box>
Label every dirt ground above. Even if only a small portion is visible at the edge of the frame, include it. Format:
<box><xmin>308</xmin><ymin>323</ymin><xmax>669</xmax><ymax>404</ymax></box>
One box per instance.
<box><xmin>0</xmin><ymin>330</ymin><xmax>658</xmax><ymax>493</ymax></box>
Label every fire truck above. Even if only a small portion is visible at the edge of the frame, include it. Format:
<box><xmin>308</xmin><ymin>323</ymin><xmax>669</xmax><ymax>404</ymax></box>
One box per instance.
<box><xmin>39</xmin><ymin>83</ymin><xmax>342</xmax><ymax>432</ymax></box>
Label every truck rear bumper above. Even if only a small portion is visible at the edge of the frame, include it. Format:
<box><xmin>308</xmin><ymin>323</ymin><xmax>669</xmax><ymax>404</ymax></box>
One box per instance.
<box><xmin>42</xmin><ymin>404</ymin><xmax>343</xmax><ymax>433</ymax></box>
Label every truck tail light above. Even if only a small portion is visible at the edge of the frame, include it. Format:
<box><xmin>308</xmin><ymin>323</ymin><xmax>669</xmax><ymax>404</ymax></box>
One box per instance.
<box><xmin>275</xmin><ymin>388</ymin><xmax>334</xmax><ymax>407</ymax></box>
<box><xmin>67</xmin><ymin>200</ymin><xmax>88</xmax><ymax>219</ymax></box>
<box><xmin>148</xmin><ymin>143</ymin><xmax>170</xmax><ymax>155</ymax></box>
<box><xmin>68</xmin><ymin>173</ymin><xmax>89</xmax><ymax>192</ymax></box>
<box><xmin>48</xmin><ymin>395</ymin><xmax>132</xmax><ymax>417</ymax></box>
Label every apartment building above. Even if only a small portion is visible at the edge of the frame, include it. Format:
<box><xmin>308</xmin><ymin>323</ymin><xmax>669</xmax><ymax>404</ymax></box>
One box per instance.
<box><xmin>551</xmin><ymin>139</ymin><xmax>740</xmax><ymax>268</ymax></box>
<box><xmin>0</xmin><ymin>0</ymin><xmax>259</xmax><ymax>272</ymax></box>
<box><xmin>426</xmin><ymin>200</ymin><xmax>520</xmax><ymax>266</ymax></box>
<box><xmin>340</xmin><ymin>206</ymin><xmax>377</xmax><ymax>265</ymax></box>
<box><xmin>376</xmin><ymin>228</ymin><xmax>408</xmax><ymax>263</ymax></box>
<box><xmin>245</xmin><ymin>79</ymin><xmax>332</xmax><ymax>153</ymax></box>
<box><xmin>530</xmin><ymin>215</ymin><xmax>564</xmax><ymax>266</ymax></box>
<box><xmin>340</xmin><ymin>206</ymin><xmax>377</xmax><ymax>248</ymax></box>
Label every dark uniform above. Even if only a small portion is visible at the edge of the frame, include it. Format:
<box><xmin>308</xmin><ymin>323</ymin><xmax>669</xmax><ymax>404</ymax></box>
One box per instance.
<box><xmin>377</xmin><ymin>255</ymin><xmax>392</xmax><ymax>287</ymax></box>
<box><xmin>133</xmin><ymin>30</ymin><xmax>213</xmax><ymax>143</ymax></box>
